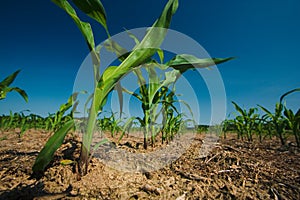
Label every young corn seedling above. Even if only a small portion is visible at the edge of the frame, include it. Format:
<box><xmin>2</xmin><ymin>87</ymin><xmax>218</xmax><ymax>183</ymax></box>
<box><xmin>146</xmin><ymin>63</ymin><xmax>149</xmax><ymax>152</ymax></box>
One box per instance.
<box><xmin>109</xmin><ymin>34</ymin><xmax>225</xmax><ymax>148</ymax></box>
<box><xmin>122</xmin><ymin>66</ymin><xmax>183</xmax><ymax>148</ymax></box>
<box><xmin>259</xmin><ymin>103</ymin><xmax>287</xmax><ymax>145</ymax></box>
<box><xmin>32</xmin><ymin>0</ymin><xmax>232</xmax><ymax>177</ymax></box>
<box><xmin>221</xmin><ymin>118</ymin><xmax>234</xmax><ymax>139</ymax></box>
<box><xmin>281</xmin><ymin>88</ymin><xmax>300</xmax><ymax>147</ymax></box>
<box><xmin>254</xmin><ymin>114</ymin><xmax>269</xmax><ymax>143</ymax></box>
<box><xmin>284</xmin><ymin>107</ymin><xmax>300</xmax><ymax>147</ymax></box>
<box><xmin>0</xmin><ymin>69</ymin><xmax>28</xmax><ymax>102</ymax></box>
<box><xmin>97</xmin><ymin>111</ymin><xmax>123</xmax><ymax>137</ymax></box>
<box><xmin>232</xmin><ymin>101</ymin><xmax>259</xmax><ymax>142</ymax></box>
<box><xmin>160</xmin><ymin>87</ymin><xmax>193</xmax><ymax>144</ymax></box>
<box><xmin>257</xmin><ymin>89</ymin><xmax>300</xmax><ymax>146</ymax></box>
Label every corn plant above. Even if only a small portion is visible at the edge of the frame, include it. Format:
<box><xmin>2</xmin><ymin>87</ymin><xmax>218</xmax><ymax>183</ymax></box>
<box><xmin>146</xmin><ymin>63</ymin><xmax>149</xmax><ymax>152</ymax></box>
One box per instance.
<box><xmin>122</xmin><ymin>67</ymin><xmax>184</xmax><ymax>149</ymax></box>
<box><xmin>32</xmin><ymin>0</ymin><xmax>232</xmax><ymax>176</ymax></box>
<box><xmin>97</xmin><ymin>111</ymin><xmax>123</xmax><ymax>137</ymax></box>
<box><xmin>0</xmin><ymin>112</ymin><xmax>11</xmax><ymax>131</ymax></box>
<box><xmin>281</xmin><ymin>88</ymin><xmax>300</xmax><ymax>147</ymax></box>
<box><xmin>254</xmin><ymin>114</ymin><xmax>270</xmax><ymax>143</ymax></box>
<box><xmin>47</xmin><ymin>93</ymin><xmax>79</xmax><ymax>132</ymax></box>
<box><xmin>110</xmin><ymin>34</ymin><xmax>223</xmax><ymax>149</ymax></box>
<box><xmin>197</xmin><ymin>125</ymin><xmax>209</xmax><ymax>133</ymax></box>
<box><xmin>258</xmin><ymin>102</ymin><xmax>287</xmax><ymax>145</ymax></box>
<box><xmin>232</xmin><ymin>101</ymin><xmax>259</xmax><ymax>142</ymax></box>
<box><xmin>160</xmin><ymin>87</ymin><xmax>193</xmax><ymax>144</ymax></box>
<box><xmin>221</xmin><ymin>118</ymin><xmax>235</xmax><ymax>139</ymax></box>
<box><xmin>161</xmin><ymin>89</ymin><xmax>181</xmax><ymax>144</ymax></box>
<box><xmin>284</xmin><ymin>107</ymin><xmax>300</xmax><ymax>147</ymax></box>
<box><xmin>0</xmin><ymin>69</ymin><xmax>28</xmax><ymax>102</ymax></box>
<box><xmin>258</xmin><ymin>88</ymin><xmax>300</xmax><ymax>145</ymax></box>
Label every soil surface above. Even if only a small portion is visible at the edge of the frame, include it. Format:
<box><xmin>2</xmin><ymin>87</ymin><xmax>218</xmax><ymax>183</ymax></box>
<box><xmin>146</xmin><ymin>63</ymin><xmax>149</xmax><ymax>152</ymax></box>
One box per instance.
<box><xmin>0</xmin><ymin>129</ymin><xmax>299</xmax><ymax>200</ymax></box>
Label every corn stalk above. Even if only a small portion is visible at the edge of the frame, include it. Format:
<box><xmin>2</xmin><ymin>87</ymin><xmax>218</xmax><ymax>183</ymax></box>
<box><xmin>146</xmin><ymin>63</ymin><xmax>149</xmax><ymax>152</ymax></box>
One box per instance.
<box><xmin>32</xmin><ymin>0</ymin><xmax>233</xmax><ymax>177</ymax></box>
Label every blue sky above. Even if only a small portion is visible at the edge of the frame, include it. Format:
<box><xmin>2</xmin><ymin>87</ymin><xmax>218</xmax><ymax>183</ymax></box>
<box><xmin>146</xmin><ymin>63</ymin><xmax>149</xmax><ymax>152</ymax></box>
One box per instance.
<box><xmin>1</xmin><ymin>0</ymin><xmax>300</xmax><ymax>124</ymax></box>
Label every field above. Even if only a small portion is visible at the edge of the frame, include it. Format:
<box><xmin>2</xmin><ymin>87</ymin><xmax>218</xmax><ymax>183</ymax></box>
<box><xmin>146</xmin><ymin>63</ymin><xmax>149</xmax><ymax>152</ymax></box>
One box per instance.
<box><xmin>0</xmin><ymin>129</ymin><xmax>299</xmax><ymax>199</ymax></box>
<box><xmin>1</xmin><ymin>0</ymin><xmax>299</xmax><ymax>199</ymax></box>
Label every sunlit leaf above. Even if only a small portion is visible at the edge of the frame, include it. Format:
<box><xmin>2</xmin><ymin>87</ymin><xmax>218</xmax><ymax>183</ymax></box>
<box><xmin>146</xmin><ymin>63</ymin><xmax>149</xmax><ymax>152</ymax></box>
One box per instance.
<box><xmin>0</xmin><ymin>69</ymin><xmax>21</xmax><ymax>87</ymax></box>
<box><xmin>0</xmin><ymin>70</ymin><xmax>28</xmax><ymax>102</ymax></box>
<box><xmin>165</xmin><ymin>54</ymin><xmax>234</xmax><ymax>74</ymax></box>
<box><xmin>72</xmin><ymin>0</ymin><xmax>108</xmax><ymax>32</ymax></box>
<box><xmin>52</xmin><ymin>0</ymin><xmax>97</xmax><ymax>57</ymax></box>
<box><xmin>94</xmin><ymin>0</ymin><xmax>180</xmax><ymax>112</ymax></box>
<box><xmin>32</xmin><ymin>120</ymin><xmax>74</xmax><ymax>173</ymax></box>
<box><xmin>10</xmin><ymin>87</ymin><xmax>28</xmax><ymax>102</ymax></box>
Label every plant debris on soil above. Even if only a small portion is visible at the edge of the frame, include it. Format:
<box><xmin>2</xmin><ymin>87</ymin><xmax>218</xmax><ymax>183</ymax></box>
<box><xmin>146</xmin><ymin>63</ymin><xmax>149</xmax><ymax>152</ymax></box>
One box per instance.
<box><xmin>0</xmin><ymin>129</ymin><xmax>299</xmax><ymax>200</ymax></box>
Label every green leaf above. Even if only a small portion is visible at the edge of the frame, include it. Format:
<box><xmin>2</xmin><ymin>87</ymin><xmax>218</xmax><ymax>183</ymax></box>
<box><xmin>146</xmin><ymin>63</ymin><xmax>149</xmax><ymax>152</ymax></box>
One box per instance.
<box><xmin>122</xmin><ymin>87</ymin><xmax>142</xmax><ymax>101</ymax></box>
<box><xmin>92</xmin><ymin>138</ymin><xmax>109</xmax><ymax>151</ymax></box>
<box><xmin>280</xmin><ymin>88</ymin><xmax>300</xmax><ymax>104</ymax></box>
<box><xmin>0</xmin><ymin>69</ymin><xmax>21</xmax><ymax>87</ymax></box>
<box><xmin>32</xmin><ymin>120</ymin><xmax>74</xmax><ymax>173</ymax></box>
<box><xmin>295</xmin><ymin>109</ymin><xmax>300</xmax><ymax>118</ymax></box>
<box><xmin>72</xmin><ymin>0</ymin><xmax>108</xmax><ymax>32</ymax></box>
<box><xmin>103</xmin><ymin>39</ymin><xmax>129</xmax><ymax>61</ymax></box>
<box><xmin>232</xmin><ymin>101</ymin><xmax>245</xmax><ymax>117</ymax></box>
<box><xmin>258</xmin><ymin>105</ymin><xmax>274</xmax><ymax>119</ymax></box>
<box><xmin>165</xmin><ymin>54</ymin><xmax>235</xmax><ymax>74</ymax></box>
<box><xmin>10</xmin><ymin>87</ymin><xmax>28</xmax><ymax>102</ymax></box>
<box><xmin>126</xmin><ymin>29</ymin><xmax>140</xmax><ymax>47</ymax></box>
<box><xmin>52</xmin><ymin>0</ymin><xmax>96</xmax><ymax>55</ymax></box>
<box><xmin>94</xmin><ymin>0</ymin><xmax>180</xmax><ymax>112</ymax></box>
<box><xmin>0</xmin><ymin>70</ymin><xmax>28</xmax><ymax>102</ymax></box>
<box><xmin>118</xmin><ymin>116</ymin><xmax>136</xmax><ymax>142</ymax></box>
<box><xmin>115</xmin><ymin>82</ymin><xmax>123</xmax><ymax>118</ymax></box>
<box><xmin>157</xmin><ymin>49</ymin><xmax>164</xmax><ymax>63</ymax></box>
<box><xmin>148</xmin><ymin>69</ymin><xmax>178</xmax><ymax>106</ymax></box>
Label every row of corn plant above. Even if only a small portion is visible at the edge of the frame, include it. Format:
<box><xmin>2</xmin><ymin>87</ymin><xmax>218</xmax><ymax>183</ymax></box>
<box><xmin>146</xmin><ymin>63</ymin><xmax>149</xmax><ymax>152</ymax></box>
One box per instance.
<box><xmin>0</xmin><ymin>93</ymin><xmax>79</xmax><ymax>136</ymax></box>
<box><xmin>32</xmin><ymin>0</ymin><xmax>232</xmax><ymax>177</ymax></box>
<box><xmin>97</xmin><ymin>111</ymin><xmax>124</xmax><ymax>137</ymax></box>
<box><xmin>224</xmin><ymin>88</ymin><xmax>300</xmax><ymax>146</ymax></box>
<box><xmin>0</xmin><ymin>69</ymin><xmax>28</xmax><ymax>135</ymax></box>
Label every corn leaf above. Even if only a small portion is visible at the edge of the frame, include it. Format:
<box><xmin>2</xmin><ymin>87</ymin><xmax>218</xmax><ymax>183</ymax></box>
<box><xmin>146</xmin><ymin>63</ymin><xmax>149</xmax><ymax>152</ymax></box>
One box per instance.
<box><xmin>118</xmin><ymin>116</ymin><xmax>137</xmax><ymax>142</ymax></box>
<box><xmin>103</xmin><ymin>39</ymin><xmax>129</xmax><ymax>61</ymax></box>
<box><xmin>94</xmin><ymin>0</ymin><xmax>179</xmax><ymax>111</ymax></box>
<box><xmin>115</xmin><ymin>81</ymin><xmax>123</xmax><ymax>118</ymax></box>
<box><xmin>232</xmin><ymin>101</ymin><xmax>246</xmax><ymax>117</ymax></box>
<box><xmin>157</xmin><ymin>49</ymin><xmax>164</xmax><ymax>63</ymax></box>
<box><xmin>52</xmin><ymin>0</ymin><xmax>96</xmax><ymax>53</ymax></box>
<box><xmin>9</xmin><ymin>87</ymin><xmax>28</xmax><ymax>102</ymax></box>
<box><xmin>165</xmin><ymin>54</ymin><xmax>235</xmax><ymax>74</ymax></box>
<box><xmin>32</xmin><ymin>120</ymin><xmax>74</xmax><ymax>173</ymax></box>
<box><xmin>92</xmin><ymin>138</ymin><xmax>109</xmax><ymax>152</ymax></box>
<box><xmin>280</xmin><ymin>88</ymin><xmax>300</xmax><ymax>104</ymax></box>
<box><xmin>0</xmin><ymin>70</ymin><xmax>28</xmax><ymax>102</ymax></box>
<box><xmin>72</xmin><ymin>0</ymin><xmax>108</xmax><ymax>32</ymax></box>
<box><xmin>0</xmin><ymin>69</ymin><xmax>21</xmax><ymax>87</ymax></box>
<box><xmin>258</xmin><ymin>105</ymin><xmax>274</xmax><ymax>119</ymax></box>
